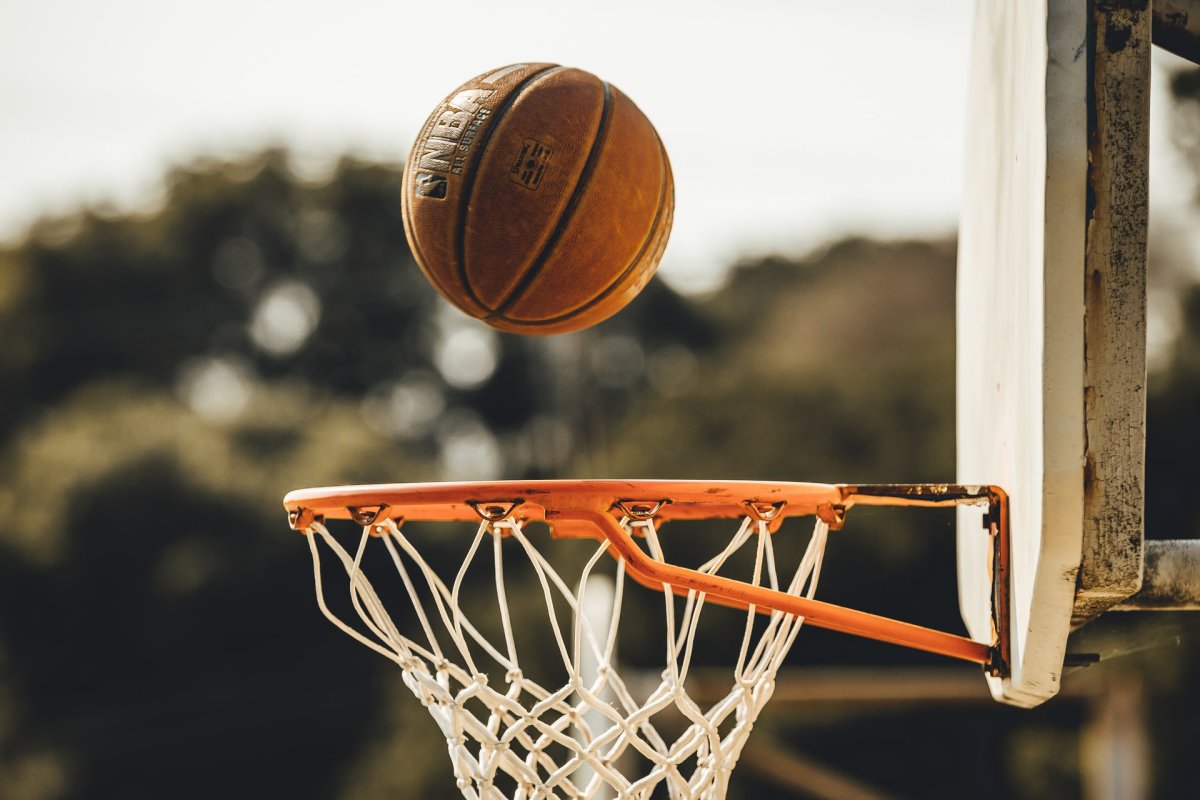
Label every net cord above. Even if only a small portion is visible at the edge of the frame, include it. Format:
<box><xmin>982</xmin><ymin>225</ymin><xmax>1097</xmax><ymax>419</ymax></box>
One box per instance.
<box><xmin>303</xmin><ymin>511</ymin><xmax>829</xmax><ymax>800</ymax></box>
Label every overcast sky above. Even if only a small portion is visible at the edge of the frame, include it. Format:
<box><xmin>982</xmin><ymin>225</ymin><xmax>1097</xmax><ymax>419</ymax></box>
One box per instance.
<box><xmin>1</xmin><ymin>0</ymin><xmax>1193</xmax><ymax>292</ymax></box>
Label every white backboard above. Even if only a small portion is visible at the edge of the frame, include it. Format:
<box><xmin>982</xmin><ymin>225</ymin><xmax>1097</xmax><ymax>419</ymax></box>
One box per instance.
<box><xmin>957</xmin><ymin>0</ymin><xmax>1148</xmax><ymax>707</ymax></box>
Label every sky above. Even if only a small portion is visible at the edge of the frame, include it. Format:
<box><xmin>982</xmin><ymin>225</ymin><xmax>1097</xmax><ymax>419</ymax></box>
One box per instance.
<box><xmin>0</xmin><ymin>0</ymin><xmax>1194</xmax><ymax>293</ymax></box>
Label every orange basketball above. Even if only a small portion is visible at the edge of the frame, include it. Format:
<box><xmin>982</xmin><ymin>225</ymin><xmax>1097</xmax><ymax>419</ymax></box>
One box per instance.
<box><xmin>402</xmin><ymin>63</ymin><xmax>673</xmax><ymax>335</ymax></box>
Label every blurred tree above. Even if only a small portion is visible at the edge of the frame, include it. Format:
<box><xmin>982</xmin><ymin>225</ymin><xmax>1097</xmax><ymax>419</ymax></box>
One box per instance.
<box><xmin>0</xmin><ymin>386</ymin><xmax>425</xmax><ymax>798</ymax></box>
<box><xmin>0</xmin><ymin>150</ymin><xmax>711</xmax><ymax>467</ymax></box>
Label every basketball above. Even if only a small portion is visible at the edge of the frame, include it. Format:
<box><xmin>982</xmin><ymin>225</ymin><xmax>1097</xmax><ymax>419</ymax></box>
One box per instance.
<box><xmin>401</xmin><ymin>63</ymin><xmax>673</xmax><ymax>335</ymax></box>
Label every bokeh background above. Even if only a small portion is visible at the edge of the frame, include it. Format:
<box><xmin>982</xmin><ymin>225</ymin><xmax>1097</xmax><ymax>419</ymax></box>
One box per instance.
<box><xmin>2</xmin><ymin>2</ymin><xmax>1200</xmax><ymax>798</ymax></box>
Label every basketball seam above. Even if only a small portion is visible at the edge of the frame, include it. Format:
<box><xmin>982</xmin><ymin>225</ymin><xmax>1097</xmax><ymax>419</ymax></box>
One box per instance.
<box><xmin>486</xmin><ymin>79</ymin><xmax>614</xmax><ymax>320</ymax></box>
<box><xmin>497</xmin><ymin>128</ymin><xmax>671</xmax><ymax>327</ymax></box>
<box><xmin>451</xmin><ymin>64</ymin><xmax>565</xmax><ymax>311</ymax></box>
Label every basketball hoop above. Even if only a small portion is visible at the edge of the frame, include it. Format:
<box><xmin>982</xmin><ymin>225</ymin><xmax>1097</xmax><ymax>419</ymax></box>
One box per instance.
<box><xmin>284</xmin><ymin>480</ymin><xmax>1007</xmax><ymax>798</ymax></box>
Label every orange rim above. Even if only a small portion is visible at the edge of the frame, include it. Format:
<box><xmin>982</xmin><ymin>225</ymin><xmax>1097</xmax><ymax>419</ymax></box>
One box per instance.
<box><xmin>283</xmin><ymin>480</ymin><xmax>1006</xmax><ymax>671</ymax></box>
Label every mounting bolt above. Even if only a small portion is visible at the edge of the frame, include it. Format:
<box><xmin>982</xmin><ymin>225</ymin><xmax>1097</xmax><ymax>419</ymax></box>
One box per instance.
<box><xmin>347</xmin><ymin>504</ymin><xmax>390</xmax><ymax>526</ymax></box>
<box><xmin>466</xmin><ymin>499</ymin><xmax>524</xmax><ymax>523</ymax></box>
<box><xmin>613</xmin><ymin>499</ymin><xmax>670</xmax><ymax>521</ymax></box>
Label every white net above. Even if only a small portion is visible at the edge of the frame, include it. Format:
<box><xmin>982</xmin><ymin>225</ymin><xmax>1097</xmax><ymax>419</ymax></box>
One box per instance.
<box><xmin>302</xmin><ymin>511</ymin><xmax>829</xmax><ymax>799</ymax></box>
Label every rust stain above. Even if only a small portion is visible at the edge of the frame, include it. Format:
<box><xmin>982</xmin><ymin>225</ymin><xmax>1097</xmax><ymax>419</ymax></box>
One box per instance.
<box><xmin>1105</xmin><ymin>23</ymin><xmax>1134</xmax><ymax>52</ymax></box>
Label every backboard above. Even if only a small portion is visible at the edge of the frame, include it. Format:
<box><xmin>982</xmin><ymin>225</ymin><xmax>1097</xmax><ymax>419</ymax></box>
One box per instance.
<box><xmin>956</xmin><ymin>0</ymin><xmax>1149</xmax><ymax>707</ymax></box>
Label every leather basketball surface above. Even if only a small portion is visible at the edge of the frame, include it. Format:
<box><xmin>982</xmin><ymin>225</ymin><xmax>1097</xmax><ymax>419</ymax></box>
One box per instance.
<box><xmin>402</xmin><ymin>63</ymin><xmax>673</xmax><ymax>335</ymax></box>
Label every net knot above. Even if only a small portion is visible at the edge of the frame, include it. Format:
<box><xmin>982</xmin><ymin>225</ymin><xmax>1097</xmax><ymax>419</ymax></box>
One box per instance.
<box><xmin>505</xmin><ymin>668</ymin><xmax>523</xmax><ymax>684</ymax></box>
<box><xmin>627</xmin><ymin>518</ymin><xmax>655</xmax><ymax>533</ymax></box>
